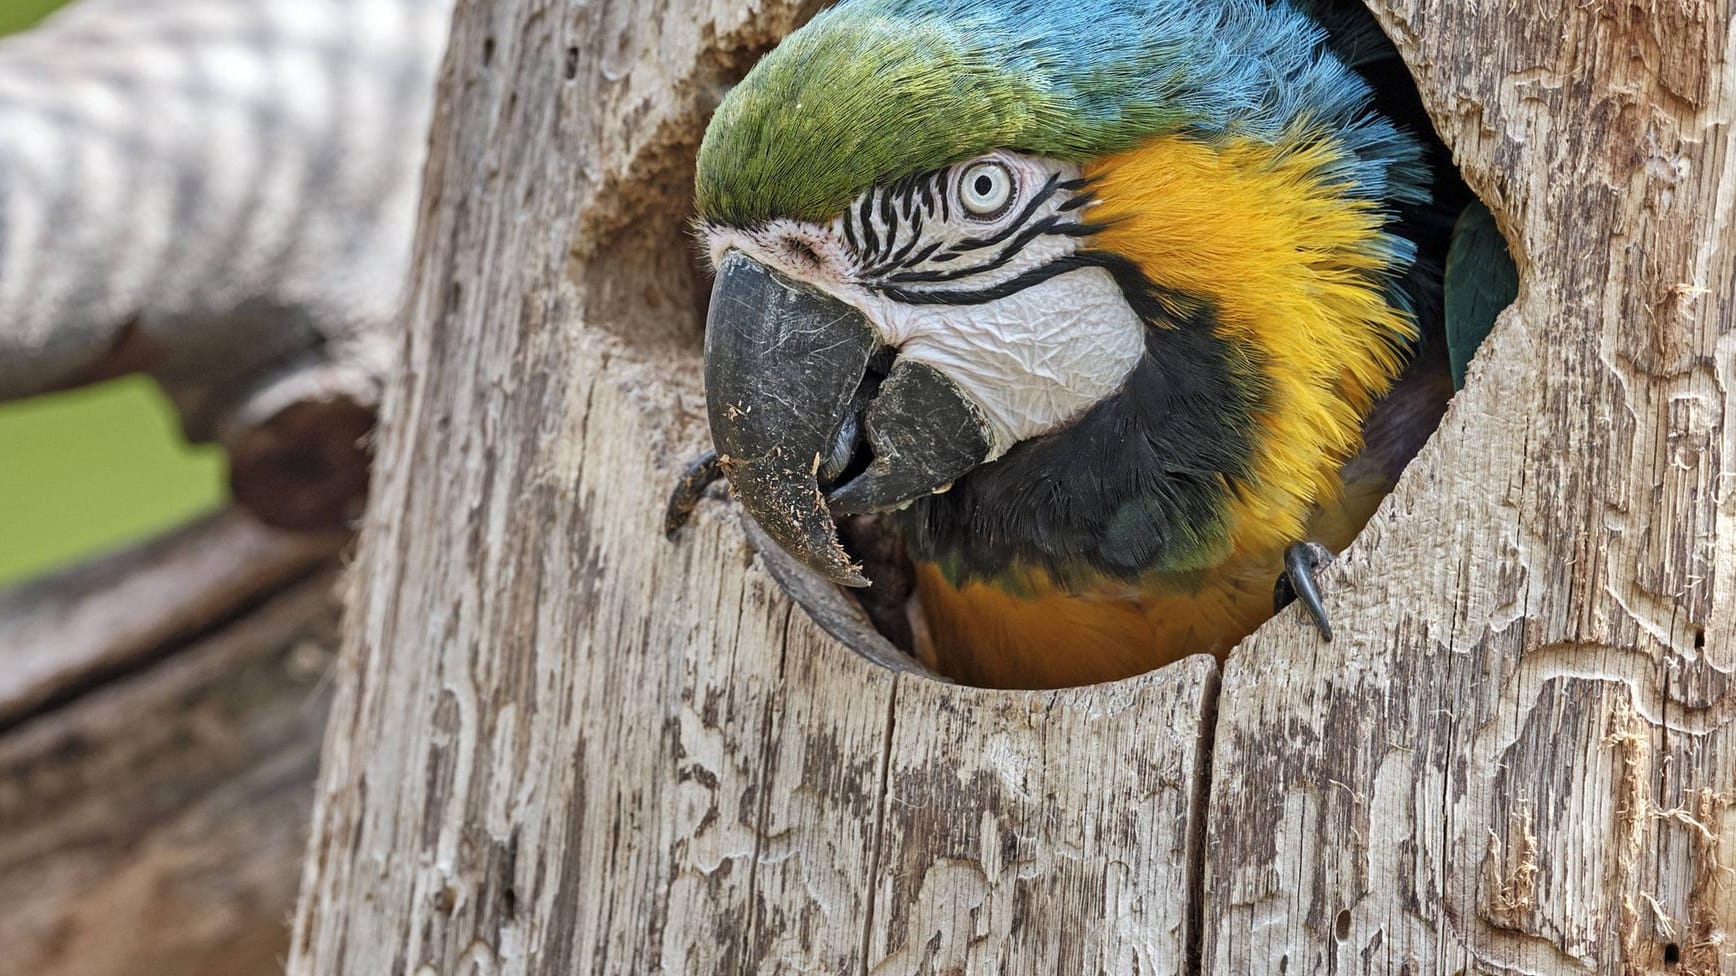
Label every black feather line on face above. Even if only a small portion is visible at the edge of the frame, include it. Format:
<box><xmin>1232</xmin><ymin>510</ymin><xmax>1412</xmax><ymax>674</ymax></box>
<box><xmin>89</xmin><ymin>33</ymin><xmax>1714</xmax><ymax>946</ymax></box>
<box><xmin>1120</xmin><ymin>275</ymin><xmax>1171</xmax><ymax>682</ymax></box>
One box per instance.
<box><xmin>876</xmin><ymin>189</ymin><xmax>898</xmax><ymax>263</ymax></box>
<box><xmin>877</xmin><ymin>210</ymin><xmax>926</xmax><ymax>270</ymax></box>
<box><xmin>879</xmin><ymin>220</ymin><xmax>1101</xmax><ymax>292</ymax></box>
<box><xmin>842</xmin><ymin>205</ymin><xmax>860</xmax><ymax>253</ymax></box>
<box><xmin>892</xmin><ymin>254</ymin><xmax>1268</xmax><ymax>588</ymax></box>
<box><xmin>857</xmin><ymin>194</ymin><xmax>879</xmax><ymax>257</ymax></box>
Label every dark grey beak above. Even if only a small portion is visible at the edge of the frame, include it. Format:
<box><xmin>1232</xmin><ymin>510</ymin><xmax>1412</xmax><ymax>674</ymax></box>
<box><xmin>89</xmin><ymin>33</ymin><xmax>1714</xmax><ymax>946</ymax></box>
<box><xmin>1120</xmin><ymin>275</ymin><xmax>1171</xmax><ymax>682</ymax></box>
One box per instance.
<box><xmin>704</xmin><ymin>251</ymin><xmax>992</xmax><ymax>587</ymax></box>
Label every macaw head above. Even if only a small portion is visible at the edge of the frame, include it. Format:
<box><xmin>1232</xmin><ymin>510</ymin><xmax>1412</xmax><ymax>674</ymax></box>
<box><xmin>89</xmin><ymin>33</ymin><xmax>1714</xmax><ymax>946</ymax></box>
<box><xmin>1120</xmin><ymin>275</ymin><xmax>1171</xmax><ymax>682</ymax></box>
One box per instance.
<box><xmin>694</xmin><ymin>0</ymin><xmax>1430</xmax><ymax>588</ymax></box>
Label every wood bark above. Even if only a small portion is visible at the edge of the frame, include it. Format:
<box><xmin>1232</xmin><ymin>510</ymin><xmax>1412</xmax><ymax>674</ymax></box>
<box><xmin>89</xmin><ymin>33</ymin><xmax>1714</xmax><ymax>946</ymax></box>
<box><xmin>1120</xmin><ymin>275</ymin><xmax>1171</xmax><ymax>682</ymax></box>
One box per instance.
<box><xmin>290</xmin><ymin>0</ymin><xmax>1736</xmax><ymax>973</ymax></box>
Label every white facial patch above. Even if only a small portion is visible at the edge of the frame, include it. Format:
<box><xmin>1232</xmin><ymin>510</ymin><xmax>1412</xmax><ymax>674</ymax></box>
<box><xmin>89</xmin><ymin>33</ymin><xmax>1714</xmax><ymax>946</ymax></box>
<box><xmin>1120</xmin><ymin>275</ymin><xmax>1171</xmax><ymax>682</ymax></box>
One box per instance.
<box><xmin>700</xmin><ymin>150</ymin><xmax>1147</xmax><ymax>459</ymax></box>
<box><xmin>857</xmin><ymin>267</ymin><xmax>1144</xmax><ymax>455</ymax></box>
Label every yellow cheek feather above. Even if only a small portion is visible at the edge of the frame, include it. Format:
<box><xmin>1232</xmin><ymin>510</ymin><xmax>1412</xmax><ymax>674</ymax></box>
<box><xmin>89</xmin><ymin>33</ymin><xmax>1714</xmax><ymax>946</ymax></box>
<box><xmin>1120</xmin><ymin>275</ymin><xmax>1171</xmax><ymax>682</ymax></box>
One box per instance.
<box><xmin>910</xmin><ymin>133</ymin><xmax>1420</xmax><ymax>689</ymax></box>
<box><xmin>1084</xmin><ymin>133</ymin><xmax>1415</xmax><ymax>561</ymax></box>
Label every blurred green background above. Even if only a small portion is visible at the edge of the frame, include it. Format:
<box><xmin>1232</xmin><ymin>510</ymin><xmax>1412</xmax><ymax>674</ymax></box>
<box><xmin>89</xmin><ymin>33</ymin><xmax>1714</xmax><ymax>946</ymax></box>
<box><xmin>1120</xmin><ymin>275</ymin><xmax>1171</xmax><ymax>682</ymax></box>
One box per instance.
<box><xmin>1</xmin><ymin>0</ymin><xmax>64</xmax><ymax>33</ymax></box>
<box><xmin>0</xmin><ymin>0</ymin><xmax>228</xmax><ymax>585</ymax></box>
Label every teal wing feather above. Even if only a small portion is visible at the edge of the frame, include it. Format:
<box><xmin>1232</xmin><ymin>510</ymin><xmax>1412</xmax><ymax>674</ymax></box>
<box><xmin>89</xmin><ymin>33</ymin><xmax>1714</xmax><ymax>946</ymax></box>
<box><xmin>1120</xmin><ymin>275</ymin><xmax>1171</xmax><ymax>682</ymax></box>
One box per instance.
<box><xmin>1442</xmin><ymin>199</ymin><xmax>1518</xmax><ymax>389</ymax></box>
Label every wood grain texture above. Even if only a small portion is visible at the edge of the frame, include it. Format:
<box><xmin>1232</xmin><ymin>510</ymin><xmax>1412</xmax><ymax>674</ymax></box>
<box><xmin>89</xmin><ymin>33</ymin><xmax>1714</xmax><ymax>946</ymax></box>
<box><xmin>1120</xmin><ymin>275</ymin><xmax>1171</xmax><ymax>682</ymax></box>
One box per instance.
<box><xmin>1202</xmin><ymin>0</ymin><xmax>1736</xmax><ymax>972</ymax></box>
<box><xmin>289</xmin><ymin>0</ymin><xmax>1736</xmax><ymax>972</ymax></box>
<box><xmin>286</xmin><ymin>0</ymin><xmax>1214</xmax><ymax>972</ymax></box>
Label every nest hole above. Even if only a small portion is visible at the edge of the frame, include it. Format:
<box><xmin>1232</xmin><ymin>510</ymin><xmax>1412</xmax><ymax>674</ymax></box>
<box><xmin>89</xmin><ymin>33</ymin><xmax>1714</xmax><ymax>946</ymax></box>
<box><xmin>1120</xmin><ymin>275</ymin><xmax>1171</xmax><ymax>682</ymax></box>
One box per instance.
<box><xmin>674</xmin><ymin>0</ymin><xmax>1517</xmax><ymax>690</ymax></box>
<box><xmin>573</xmin><ymin>6</ymin><xmax>831</xmax><ymax>357</ymax></box>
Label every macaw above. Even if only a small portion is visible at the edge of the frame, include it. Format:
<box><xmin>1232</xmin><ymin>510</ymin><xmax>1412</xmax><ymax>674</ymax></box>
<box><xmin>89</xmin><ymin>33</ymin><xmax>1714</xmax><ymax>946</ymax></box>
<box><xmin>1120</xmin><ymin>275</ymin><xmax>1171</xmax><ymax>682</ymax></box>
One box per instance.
<box><xmin>672</xmin><ymin>0</ymin><xmax>1514</xmax><ymax>689</ymax></box>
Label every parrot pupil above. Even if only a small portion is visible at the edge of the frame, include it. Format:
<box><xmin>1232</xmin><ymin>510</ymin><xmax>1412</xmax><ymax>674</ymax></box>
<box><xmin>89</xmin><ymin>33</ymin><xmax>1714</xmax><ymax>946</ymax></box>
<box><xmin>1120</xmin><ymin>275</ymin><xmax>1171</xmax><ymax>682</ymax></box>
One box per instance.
<box><xmin>959</xmin><ymin>160</ymin><xmax>1014</xmax><ymax>217</ymax></box>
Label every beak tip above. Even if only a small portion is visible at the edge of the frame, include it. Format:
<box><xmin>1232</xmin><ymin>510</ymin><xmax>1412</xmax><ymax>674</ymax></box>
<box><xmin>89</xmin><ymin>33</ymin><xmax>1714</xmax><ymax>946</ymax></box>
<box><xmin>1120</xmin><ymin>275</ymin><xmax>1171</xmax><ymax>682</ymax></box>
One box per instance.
<box><xmin>802</xmin><ymin>527</ymin><xmax>872</xmax><ymax>589</ymax></box>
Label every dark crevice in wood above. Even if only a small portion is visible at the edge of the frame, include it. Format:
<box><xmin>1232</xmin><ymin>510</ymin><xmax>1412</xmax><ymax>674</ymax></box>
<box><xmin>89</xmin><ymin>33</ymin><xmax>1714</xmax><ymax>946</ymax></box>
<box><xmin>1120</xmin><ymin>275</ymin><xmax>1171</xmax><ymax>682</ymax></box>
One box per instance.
<box><xmin>1441</xmin><ymin>548</ymin><xmax>1477</xmax><ymax>970</ymax></box>
<box><xmin>857</xmin><ymin>672</ymin><xmax>900</xmax><ymax>976</ymax></box>
<box><xmin>1184</xmin><ymin>659</ymin><xmax>1222</xmax><ymax>976</ymax></box>
<box><xmin>1658</xmin><ymin>637</ymin><xmax>1675</xmax><ymax>938</ymax></box>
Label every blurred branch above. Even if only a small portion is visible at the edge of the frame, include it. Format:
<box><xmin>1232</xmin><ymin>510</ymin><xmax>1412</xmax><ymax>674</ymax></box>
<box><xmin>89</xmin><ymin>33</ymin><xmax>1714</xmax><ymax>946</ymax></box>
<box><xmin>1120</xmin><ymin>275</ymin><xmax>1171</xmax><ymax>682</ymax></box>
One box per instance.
<box><xmin>0</xmin><ymin>0</ymin><xmax>452</xmax><ymax>530</ymax></box>
<box><xmin>0</xmin><ymin>508</ymin><xmax>342</xmax><ymax>728</ymax></box>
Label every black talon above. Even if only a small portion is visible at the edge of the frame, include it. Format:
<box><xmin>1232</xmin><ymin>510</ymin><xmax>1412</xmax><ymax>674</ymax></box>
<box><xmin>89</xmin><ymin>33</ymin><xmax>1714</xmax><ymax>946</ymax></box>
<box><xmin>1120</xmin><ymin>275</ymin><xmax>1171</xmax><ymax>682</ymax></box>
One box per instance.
<box><xmin>1274</xmin><ymin>541</ymin><xmax>1334</xmax><ymax>641</ymax></box>
<box><xmin>664</xmin><ymin>450</ymin><xmax>724</xmax><ymax>539</ymax></box>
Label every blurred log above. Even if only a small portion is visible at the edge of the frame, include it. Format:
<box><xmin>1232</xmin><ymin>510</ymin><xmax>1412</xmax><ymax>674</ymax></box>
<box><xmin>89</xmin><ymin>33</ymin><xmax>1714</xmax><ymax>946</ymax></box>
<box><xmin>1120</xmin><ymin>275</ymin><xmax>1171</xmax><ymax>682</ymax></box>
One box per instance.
<box><xmin>0</xmin><ymin>510</ymin><xmax>341</xmax><ymax>727</ymax></box>
<box><xmin>0</xmin><ymin>0</ymin><xmax>452</xmax><ymax>530</ymax></box>
<box><xmin>0</xmin><ymin>1</ymin><xmax>452</xmax><ymax>971</ymax></box>
<box><xmin>0</xmin><ymin>514</ymin><xmax>342</xmax><ymax>976</ymax></box>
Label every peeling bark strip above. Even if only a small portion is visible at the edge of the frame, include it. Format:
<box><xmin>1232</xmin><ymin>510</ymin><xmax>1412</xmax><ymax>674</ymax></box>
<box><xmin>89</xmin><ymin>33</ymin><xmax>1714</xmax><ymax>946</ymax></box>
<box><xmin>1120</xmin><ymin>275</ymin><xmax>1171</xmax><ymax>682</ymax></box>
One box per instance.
<box><xmin>291</xmin><ymin>0</ymin><xmax>1736</xmax><ymax>974</ymax></box>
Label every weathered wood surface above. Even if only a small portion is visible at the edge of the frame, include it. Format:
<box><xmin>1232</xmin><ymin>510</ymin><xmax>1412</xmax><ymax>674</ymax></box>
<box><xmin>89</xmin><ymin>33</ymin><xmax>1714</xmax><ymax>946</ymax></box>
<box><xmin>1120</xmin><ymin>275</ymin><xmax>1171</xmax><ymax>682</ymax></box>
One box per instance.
<box><xmin>1202</xmin><ymin>1</ymin><xmax>1736</xmax><ymax>973</ymax></box>
<box><xmin>0</xmin><ymin>516</ymin><xmax>341</xmax><ymax>976</ymax></box>
<box><xmin>288</xmin><ymin>1</ymin><xmax>1214</xmax><ymax>972</ymax></box>
<box><xmin>289</xmin><ymin>0</ymin><xmax>1736</xmax><ymax>974</ymax></box>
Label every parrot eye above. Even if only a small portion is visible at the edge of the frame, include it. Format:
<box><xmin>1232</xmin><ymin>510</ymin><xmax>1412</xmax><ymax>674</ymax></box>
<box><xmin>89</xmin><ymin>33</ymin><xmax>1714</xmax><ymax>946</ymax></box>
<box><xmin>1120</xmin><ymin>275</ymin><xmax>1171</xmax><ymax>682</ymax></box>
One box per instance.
<box><xmin>958</xmin><ymin>161</ymin><xmax>1015</xmax><ymax>219</ymax></box>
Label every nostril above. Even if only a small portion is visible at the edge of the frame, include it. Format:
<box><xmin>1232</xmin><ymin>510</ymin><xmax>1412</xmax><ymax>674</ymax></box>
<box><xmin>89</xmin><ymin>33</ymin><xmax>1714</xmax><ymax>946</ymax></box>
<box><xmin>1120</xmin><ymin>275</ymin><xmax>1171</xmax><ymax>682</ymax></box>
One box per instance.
<box><xmin>784</xmin><ymin>238</ymin><xmax>824</xmax><ymax>268</ymax></box>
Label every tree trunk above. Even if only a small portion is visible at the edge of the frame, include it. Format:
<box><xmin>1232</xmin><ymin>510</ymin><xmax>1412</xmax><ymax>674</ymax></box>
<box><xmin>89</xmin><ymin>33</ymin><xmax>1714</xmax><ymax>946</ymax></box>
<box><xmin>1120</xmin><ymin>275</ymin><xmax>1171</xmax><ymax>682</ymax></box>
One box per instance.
<box><xmin>289</xmin><ymin>0</ymin><xmax>1736</xmax><ymax>973</ymax></box>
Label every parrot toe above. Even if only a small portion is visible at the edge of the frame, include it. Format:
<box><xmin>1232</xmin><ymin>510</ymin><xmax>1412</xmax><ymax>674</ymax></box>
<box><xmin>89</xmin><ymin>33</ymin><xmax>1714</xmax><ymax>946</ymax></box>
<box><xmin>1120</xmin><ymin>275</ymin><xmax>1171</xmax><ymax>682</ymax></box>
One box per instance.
<box><xmin>664</xmin><ymin>450</ymin><xmax>724</xmax><ymax>539</ymax></box>
<box><xmin>1274</xmin><ymin>541</ymin><xmax>1335</xmax><ymax>642</ymax></box>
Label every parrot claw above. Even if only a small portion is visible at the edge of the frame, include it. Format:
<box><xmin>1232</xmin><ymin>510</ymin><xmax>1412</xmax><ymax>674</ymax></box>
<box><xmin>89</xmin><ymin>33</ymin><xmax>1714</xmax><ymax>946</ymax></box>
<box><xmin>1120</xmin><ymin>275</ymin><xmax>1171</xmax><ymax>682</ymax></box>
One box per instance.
<box><xmin>1274</xmin><ymin>541</ymin><xmax>1335</xmax><ymax>642</ymax></box>
<box><xmin>664</xmin><ymin>450</ymin><xmax>724</xmax><ymax>539</ymax></box>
